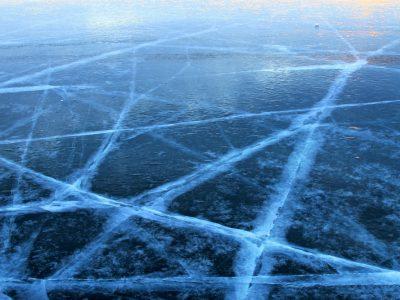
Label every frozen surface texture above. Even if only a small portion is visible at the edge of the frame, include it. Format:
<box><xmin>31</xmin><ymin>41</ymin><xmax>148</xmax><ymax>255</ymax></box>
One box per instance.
<box><xmin>0</xmin><ymin>0</ymin><xmax>400</xmax><ymax>299</ymax></box>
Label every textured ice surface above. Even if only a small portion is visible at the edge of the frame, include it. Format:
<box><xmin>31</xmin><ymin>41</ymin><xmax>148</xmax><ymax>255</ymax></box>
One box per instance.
<box><xmin>0</xmin><ymin>0</ymin><xmax>400</xmax><ymax>299</ymax></box>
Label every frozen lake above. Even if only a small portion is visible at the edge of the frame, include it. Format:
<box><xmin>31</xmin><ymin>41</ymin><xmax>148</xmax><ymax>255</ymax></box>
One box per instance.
<box><xmin>0</xmin><ymin>0</ymin><xmax>399</xmax><ymax>298</ymax></box>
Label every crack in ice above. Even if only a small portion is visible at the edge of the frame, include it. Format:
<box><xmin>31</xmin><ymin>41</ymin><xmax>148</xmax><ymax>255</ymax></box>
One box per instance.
<box><xmin>1</xmin><ymin>14</ymin><xmax>399</xmax><ymax>297</ymax></box>
<box><xmin>1</xmin><ymin>98</ymin><xmax>398</xmax><ymax>146</ymax></box>
<box><xmin>0</xmin><ymin>155</ymin><xmax>396</xmax><ymax>279</ymax></box>
<box><xmin>2</xmin><ymin>272</ymin><xmax>400</xmax><ymax>293</ymax></box>
<box><xmin>1</xmin><ymin>71</ymin><xmax>52</xmax><ymax>278</ymax></box>
<box><xmin>231</xmin><ymin>37</ymin><xmax>400</xmax><ymax>300</ymax></box>
<box><xmin>128</xmin><ymin>125</ymin><xmax>308</xmax><ymax>211</ymax></box>
<box><xmin>0</xmin><ymin>27</ymin><xmax>217</xmax><ymax>88</ymax></box>
<box><xmin>323</xmin><ymin>19</ymin><xmax>360</xmax><ymax>60</ymax></box>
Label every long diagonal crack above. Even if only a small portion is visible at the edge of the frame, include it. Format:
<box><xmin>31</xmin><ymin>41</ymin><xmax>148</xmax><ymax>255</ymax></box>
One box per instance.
<box><xmin>1</xmin><ymin>98</ymin><xmax>399</xmax><ymax>146</ymax></box>
<box><xmin>0</xmin><ymin>156</ymin><xmax>392</xmax><ymax>276</ymax></box>
<box><xmin>0</xmin><ymin>27</ymin><xmax>218</xmax><ymax>88</ymax></box>
<box><xmin>230</xmin><ymin>35</ymin><xmax>400</xmax><ymax>300</ymax></box>
<box><xmin>128</xmin><ymin>125</ymin><xmax>308</xmax><ymax>211</ymax></box>
<box><xmin>2</xmin><ymin>272</ymin><xmax>400</xmax><ymax>293</ymax></box>
<box><xmin>0</xmin><ymin>71</ymin><xmax>52</xmax><ymax>278</ymax></box>
<box><xmin>1</xmin><ymin>17</ymin><xmax>399</xmax><ymax>297</ymax></box>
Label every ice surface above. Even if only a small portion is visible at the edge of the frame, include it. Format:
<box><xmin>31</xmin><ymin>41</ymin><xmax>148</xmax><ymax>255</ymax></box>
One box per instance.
<box><xmin>0</xmin><ymin>0</ymin><xmax>400</xmax><ymax>299</ymax></box>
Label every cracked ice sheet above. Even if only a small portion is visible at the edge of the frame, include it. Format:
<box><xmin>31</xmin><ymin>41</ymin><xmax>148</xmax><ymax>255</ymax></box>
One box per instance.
<box><xmin>0</xmin><ymin>206</ymin><xmax>109</xmax><ymax>279</ymax></box>
<box><xmin>41</xmin><ymin>54</ymin><xmax>138</xmax><ymax>91</ymax></box>
<box><xmin>0</xmin><ymin>134</ymin><xmax>107</xmax><ymax>182</ymax></box>
<box><xmin>0</xmin><ymin>91</ymin><xmax>52</xmax><ymax>140</ymax></box>
<box><xmin>151</xmin><ymin>40</ymin><xmax>356</xmax><ymax>64</ymax></box>
<box><xmin>330</xmin><ymin>101</ymin><xmax>400</xmax><ymax>137</ymax></box>
<box><xmin>155</xmin><ymin>113</ymin><xmax>293</xmax><ymax>155</ymax></box>
<box><xmin>0</xmin><ymin>42</ymin><xmax>135</xmax><ymax>80</ymax></box>
<box><xmin>260</xmin><ymin>249</ymin><xmax>372</xmax><ymax>277</ymax></box>
<box><xmin>268</xmin><ymin>285</ymin><xmax>400</xmax><ymax>299</ymax></box>
<box><xmin>168</xmin><ymin>39</ymin><xmax>350</xmax><ymax>75</ymax></box>
<box><xmin>166</xmin><ymin>133</ymin><xmax>298</xmax><ymax>230</ymax></box>
<box><xmin>1</xmin><ymin>0</ymin><xmax>400</xmax><ymax>299</ymax></box>
<box><xmin>150</xmin><ymin>67</ymin><xmax>341</xmax><ymax>115</ymax></box>
<box><xmin>0</xmin><ymin>59</ymin><xmax>138</xmax><ymax>142</ymax></box>
<box><xmin>320</xmin><ymin>21</ymin><xmax>400</xmax><ymax>55</ymax></box>
<box><xmin>0</xmin><ymin>4</ymin><xmax>202</xmax><ymax>76</ymax></box>
<box><xmin>89</xmin><ymin>115</ymin><xmax>294</xmax><ymax>200</ymax></box>
<box><xmin>65</xmin><ymin>216</ymin><xmax>241</xmax><ymax>280</ymax></box>
<box><xmin>0</xmin><ymin>90</ymin><xmax>123</xmax><ymax>141</ymax></box>
<box><xmin>243</xmin><ymin>246</ymin><xmax>391</xmax><ymax>298</ymax></box>
<box><xmin>331</xmin><ymin>68</ymin><xmax>400</xmax><ymax>132</ymax></box>
<box><xmin>337</xmin><ymin>68</ymin><xmax>400</xmax><ymax>106</ymax></box>
<box><xmin>0</xmin><ymin>171</ymin><xmax>52</xmax><ymax>207</ymax></box>
<box><xmin>273</xmin><ymin>126</ymin><xmax>400</xmax><ymax>273</ymax></box>
<box><xmin>89</xmin><ymin>130</ymin><xmax>213</xmax><ymax>199</ymax></box>
<box><xmin>46</xmin><ymin>289</ymin><xmax>227</xmax><ymax>300</ymax></box>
